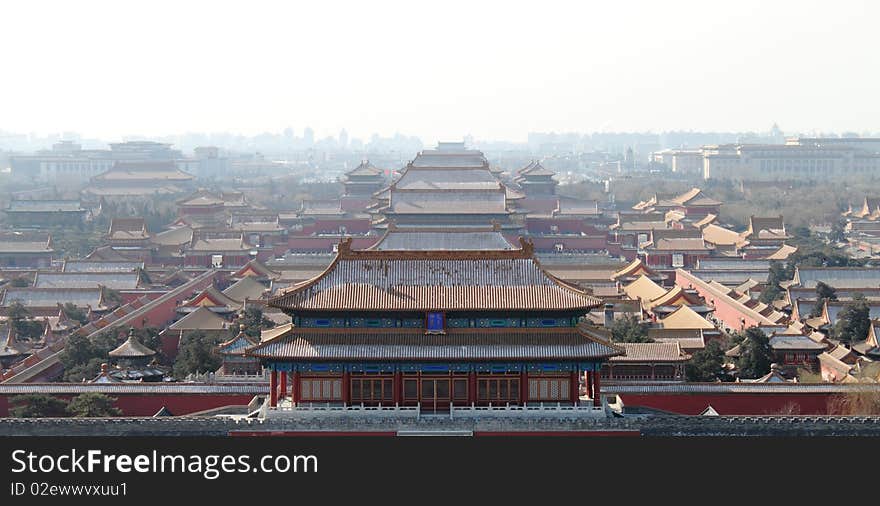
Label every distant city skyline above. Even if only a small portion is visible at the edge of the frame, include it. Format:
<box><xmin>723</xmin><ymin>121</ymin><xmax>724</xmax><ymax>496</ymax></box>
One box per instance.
<box><xmin>1</xmin><ymin>0</ymin><xmax>878</xmax><ymax>144</ymax></box>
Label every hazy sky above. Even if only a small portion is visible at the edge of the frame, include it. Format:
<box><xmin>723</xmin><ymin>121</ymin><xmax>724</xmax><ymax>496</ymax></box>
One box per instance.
<box><xmin>1</xmin><ymin>0</ymin><xmax>877</xmax><ymax>144</ymax></box>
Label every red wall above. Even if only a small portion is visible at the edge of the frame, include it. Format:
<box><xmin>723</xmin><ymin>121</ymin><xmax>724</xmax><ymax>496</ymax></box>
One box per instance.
<box><xmin>0</xmin><ymin>393</ymin><xmax>257</xmax><ymax>417</ymax></box>
<box><xmin>617</xmin><ymin>392</ymin><xmax>839</xmax><ymax>415</ymax></box>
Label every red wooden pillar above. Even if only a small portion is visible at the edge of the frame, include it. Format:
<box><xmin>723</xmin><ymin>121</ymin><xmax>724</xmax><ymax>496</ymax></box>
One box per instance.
<box><xmin>392</xmin><ymin>371</ymin><xmax>401</xmax><ymax>406</ymax></box>
<box><xmin>291</xmin><ymin>371</ymin><xmax>300</xmax><ymax>406</ymax></box>
<box><xmin>519</xmin><ymin>370</ymin><xmax>528</xmax><ymax>405</ymax></box>
<box><xmin>585</xmin><ymin>371</ymin><xmax>594</xmax><ymax>400</ymax></box>
<box><xmin>569</xmin><ymin>370</ymin><xmax>579</xmax><ymax>406</ymax></box>
<box><xmin>342</xmin><ymin>370</ymin><xmax>351</xmax><ymax>406</ymax></box>
<box><xmin>468</xmin><ymin>371</ymin><xmax>477</xmax><ymax>405</ymax></box>
<box><xmin>592</xmin><ymin>369</ymin><xmax>602</xmax><ymax>407</ymax></box>
<box><xmin>269</xmin><ymin>370</ymin><xmax>278</xmax><ymax>407</ymax></box>
<box><xmin>279</xmin><ymin>371</ymin><xmax>287</xmax><ymax>401</ymax></box>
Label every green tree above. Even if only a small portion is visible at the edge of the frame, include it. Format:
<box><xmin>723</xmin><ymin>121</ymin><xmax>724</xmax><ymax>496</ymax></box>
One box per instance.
<box><xmin>685</xmin><ymin>340</ymin><xmax>725</xmax><ymax>382</ymax></box>
<box><xmin>61</xmin><ymin>303</ymin><xmax>89</xmax><ymax>325</ymax></box>
<box><xmin>810</xmin><ymin>281</ymin><xmax>838</xmax><ymax>317</ymax></box>
<box><xmin>609</xmin><ymin>316</ymin><xmax>652</xmax><ymax>343</ymax></box>
<box><xmin>10</xmin><ymin>277</ymin><xmax>30</xmax><ymax>287</ymax></box>
<box><xmin>5</xmin><ymin>301</ymin><xmax>29</xmax><ymax>323</ymax></box>
<box><xmin>759</xmin><ymin>260</ymin><xmax>794</xmax><ymax>303</ymax></box>
<box><xmin>735</xmin><ymin>328</ymin><xmax>774</xmax><ymax>379</ymax></box>
<box><xmin>237</xmin><ymin>306</ymin><xmax>275</xmax><ymax>339</ymax></box>
<box><xmin>829</xmin><ymin>219</ymin><xmax>847</xmax><ymax>243</ymax></box>
<box><xmin>136</xmin><ymin>268</ymin><xmax>152</xmax><ymax>285</ymax></box>
<box><xmin>102</xmin><ymin>288</ymin><xmax>124</xmax><ymax>307</ymax></box>
<box><xmin>67</xmin><ymin>393</ymin><xmax>122</xmax><ymax>417</ymax></box>
<box><xmin>833</xmin><ymin>294</ymin><xmax>871</xmax><ymax>345</ymax></box>
<box><xmin>59</xmin><ymin>331</ymin><xmax>124</xmax><ymax>382</ymax></box>
<box><xmin>9</xmin><ymin>394</ymin><xmax>69</xmax><ymax>418</ymax></box>
<box><xmin>173</xmin><ymin>331</ymin><xmax>223</xmax><ymax>378</ymax></box>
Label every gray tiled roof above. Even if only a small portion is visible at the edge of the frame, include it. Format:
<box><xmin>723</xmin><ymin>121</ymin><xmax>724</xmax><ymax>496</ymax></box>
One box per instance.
<box><xmin>795</xmin><ymin>267</ymin><xmax>880</xmax><ymax>289</ymax></box>
<box><xmin>247</xmin><ymin>327</ymin><xmax>621</xmax><ymax>361</ymax></box>
<box><xmin>1</xmin><ymin>288</ymin><xmax>102</xmax><ymax>308</ymax></box>
<box><xmin>768</xmin><ymin>334</ymin><xmax>826</xmax><ymax>350</ymax></box>
<box><xmin>62</xmin><ymin>261</ymin><xmax>144</xmax><ymax>273</ymax></box>
<box><xmin>6</xmin><ymin>200</ymin><xmax>85</xmax><ymax>212</ymax></box>
<box><xmin>33</xmin><ymin>272</ymin><xmax>139</xmax><ymax>290</ymax></box>
<box><xmin>371</xmin><ymin>230</ymin><xmax>515</xmax><ymax>251</ymax></box>
<box><xmin>270</xmin><ymin>256</ymin><xmax>601</xmax><ymax>311</ymax></box>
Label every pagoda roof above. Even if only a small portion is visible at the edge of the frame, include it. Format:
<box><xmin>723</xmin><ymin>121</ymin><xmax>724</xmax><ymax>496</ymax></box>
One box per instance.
<box><xmin>108</xmin><ymin>331</ymin><xmax>156</xmax><ymax>358</ymax></box>
<box><xmin>246</xmin><ymin>324</ymin><xmax>622</xmax><ymax>361</ymax></box>
<box><xmin>269</xmin><ymin>238</ymin><xmax>601</xmax><ymax>312</ymax></box>
<box><xmin>168</xmin><ymin>307</ymin><xmax>229</xmax><ymax>331</ymax></box>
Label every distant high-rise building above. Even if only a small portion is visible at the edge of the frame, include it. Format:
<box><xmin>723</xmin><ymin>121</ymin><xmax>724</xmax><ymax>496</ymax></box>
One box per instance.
<box><xmin>339</xmin><ymin>129</ymin><xmax>348</xmax><ymax>149</ymax></box>
<box><xmin>303</xmin><ymin>127</ymin><xmax>315</xmax><ymax>147</ymax></box>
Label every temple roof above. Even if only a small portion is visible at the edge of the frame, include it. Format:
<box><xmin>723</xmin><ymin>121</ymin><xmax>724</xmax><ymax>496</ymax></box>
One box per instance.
<box><xmin>623</xmin><ymin>275</ymin><xmax>667</xmax><ymax>303</ymax></box>
<box><xmin>658</xmin><ymin>305</ymin><xmax>716</xmax><ymax>330</ymax></box>
<box><xmin>222</xmin><ymin>277</ymin><xmax>268</xmax><ymax>302</ymax></box>
<box><xmin>368</xmin><ymin>227</ymin><xmax>515</xmax><ymax>251</ymax></box>
<box><xmin>385</xmin><ymin>191</ymin><xmax>508</xmax><ymax>215</ymax></box>
<box><xmin>167</xmin><ymin>307</ymin><xmax>229</xmax><ymax>331</ymax></box>
<box><xmin>345</xmin><ymin>160</ymin><xmax>384</xmax><ymax>177</ymax></box>
<box><xmin>645</xmin><ymin>285</ymin><xmax>704</xmax><ymax>311</ymax></box>
<box><xmin>217</xmin><ymin>328</ymin><xmax>258</xmax><ymax>356</ymax></box>
<box><xmin>611</xmin><ymin>258</ymin><xmax>664</xmax><ymax>282</ymax></box>
<box><xmin>92</xmin><ymin>161</ymin><xmax>193</xmax><ymax>182</ymax></box>
<box><xmin>608</xmin><ymin>342</ymin><xmax>690</xmax><ymax>362</ymax></box>
<box><xmin>107</xmin><ymin>218</ymin><xmax>149</xmax><ymax>241</ymax></box>
<box><xmin>234</xmin><ymin>259</ymin><xmax>281</xmax><ymax>279</ymax></box>
<box><xmin>246</xmin><ymin>325</ymin><xmax>622</xmax><ymax>361</ymax></box>
<box><xmin>108</xmin><ymin>330</ymin><xmax>156</xmax><ymax>358</ymax></box>
<box><xmin>269</xmin><ymin>238</ymin><xmax>601</xmax><ymax>312</ymax></box>
<box><xmin>183</xmin><ymin>285</ymin><xmax>242</xmax><ymax>310</ymax></box>
<box><xmin>0</xmin><ymin>233</ymin><xmax>53</xmax><ymax>253</ymax></box>
<box><xmin>188</xmin><ymin>236</ymin><xmax>252</xmax><ymax>252</ymax></box>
